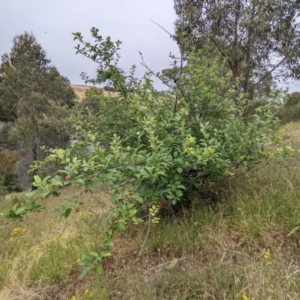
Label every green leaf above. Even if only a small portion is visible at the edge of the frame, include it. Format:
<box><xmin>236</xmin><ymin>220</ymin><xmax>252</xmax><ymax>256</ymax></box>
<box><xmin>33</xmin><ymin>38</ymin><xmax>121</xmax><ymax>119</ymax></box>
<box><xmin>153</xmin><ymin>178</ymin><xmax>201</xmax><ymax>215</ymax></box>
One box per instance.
<box><xmin>79</xmin><ymin>267</ymin><xmax>91</xmax><ymax>279</ymax></box>
<box><xmin>118</xmin><ymin>223</ymin><xmax>126</xmax><ymax>230</ymax></box>
<box><xmin>100</xmin><ymin>251</ymin><xmax>111</xmax><ymax>258</ymax></box>
<box><xmin>15</xmin><ymin>207</ymin><xmax>27</xmax><ymax>215</ymax></box>
<box><xmin>0</xmin><ymin>209</ymin><xmax>10</xmax><ymax>217</ymax></box>
<box><xmin>93</xmin><ymin>264</ymin><xmax>103</xmax><ymax>276</ymax></box>
<box><xmin>26</xmin><ymin>191</ymin><xmax>36</xmax><ymax>198</ymax></box>
<box><xmin>89</xmin><ymin>251</ymin><xmax>101</xmax><ymax>258</ymax></box>
<box><xmin>176</xmin><ymin>190</ymin><xmax>183</xmax><ymax>197</ymax></box>
<box><xmin>53</xmin><ymin>205</ymin><xmax>64</xmax><ymax>213</ymax></box>
<box><xmin>177</xmin><ymin>184</ymin><xmax>186</xmax><ymax>190</ymax></box>
<box><xmin>176</xmin><ymin>167</ymin><xmax>182</xmax><ymax>173</ymax></box>
<box><xmin>64</xmin><ymin>208</ymin><xmax>72</xmax><ymax>218</ymax></box>
<box><xmin>34</xmin><ymin>175</ymin><xmax>42</xmax><ymax>186</ymax></box>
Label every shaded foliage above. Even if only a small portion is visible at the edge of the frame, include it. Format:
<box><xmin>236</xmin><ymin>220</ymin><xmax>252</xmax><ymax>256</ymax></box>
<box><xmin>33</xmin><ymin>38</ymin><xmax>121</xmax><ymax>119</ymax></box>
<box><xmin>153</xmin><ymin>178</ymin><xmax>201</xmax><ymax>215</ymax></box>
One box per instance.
<box><xmin>277</xmin><ymin>92</ymin><xmax>300</xmax><ymax>123</ymax></box>
<box><xmin>0</xmin><ymin>147</ymin><xmax>19</xmax><ymax>175</ymax></box>
<box><xmin>0</xmin><ymin>147</ymin><xmax>20</xmax><ymax>192</ymax></box>
<box><xmin>3</xmin><ymin>173</ymin><xmax>21</xmax><ymax>193</ymax></box>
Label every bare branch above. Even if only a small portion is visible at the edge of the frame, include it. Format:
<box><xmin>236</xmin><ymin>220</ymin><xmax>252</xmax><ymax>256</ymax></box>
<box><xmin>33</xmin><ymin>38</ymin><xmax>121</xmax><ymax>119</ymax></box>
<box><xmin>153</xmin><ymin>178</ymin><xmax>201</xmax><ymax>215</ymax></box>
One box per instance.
<box><xmin>137</xmin><ymin>211</ymin><xmax>152</xmax><ymax>258</ymax></box>
<box><xmin>140</xmin><ymin>55</ymin><xmax>175</xmax><ymax>89</ymax></box>
<box><xmin>149</xmin><ymin>19</ymin><xmax>175</xmax><ymax>39</ymax></box>
<box><xmin>174</xmin><ymin>50</ymin><xmax>184</xmax><ymax>114</ymax></box>
<box><xmin>253</xmin><ymin>57</ymin><xmax>286</xmax><ymax>87</ymax></box>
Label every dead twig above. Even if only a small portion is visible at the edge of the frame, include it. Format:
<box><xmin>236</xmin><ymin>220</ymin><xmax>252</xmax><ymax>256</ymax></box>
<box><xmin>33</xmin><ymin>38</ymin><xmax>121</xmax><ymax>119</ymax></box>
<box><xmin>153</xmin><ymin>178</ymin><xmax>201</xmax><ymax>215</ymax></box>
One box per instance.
<box><xmin>286</xmin><ymin>226</ymin><xmax>300</xmax><ymax>237</ymax></box>
<box><xmin>144</xmin><ymin>257</ymin><xmax>185</xmax><ymax>274</ymax></box>
<box><xmin>137</xmin><ymin>211</ymin><xmax>151</xmax><ymax>258</ymax></box>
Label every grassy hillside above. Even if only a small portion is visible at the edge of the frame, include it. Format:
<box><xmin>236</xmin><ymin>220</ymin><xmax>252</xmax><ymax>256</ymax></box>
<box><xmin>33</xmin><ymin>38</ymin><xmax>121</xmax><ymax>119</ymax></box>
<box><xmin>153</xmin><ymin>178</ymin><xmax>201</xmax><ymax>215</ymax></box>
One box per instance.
<box><xmin>71</xmin><ymin>85</ymin><xmax>119</xmax><ymax>101</ymax></box>
<box><xmin>1</xmin><ymin>122</ymin><xmax>300</xmax><ymax>299</ymax></box>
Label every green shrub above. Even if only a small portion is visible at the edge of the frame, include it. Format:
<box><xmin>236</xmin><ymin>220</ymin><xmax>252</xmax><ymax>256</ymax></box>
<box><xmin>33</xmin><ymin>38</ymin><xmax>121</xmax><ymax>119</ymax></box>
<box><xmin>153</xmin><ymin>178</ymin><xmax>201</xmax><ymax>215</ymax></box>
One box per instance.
<box><xmin>7</xmin><ymin>28</ymin><xmax>282</xmax><ymax>277</ymax></box>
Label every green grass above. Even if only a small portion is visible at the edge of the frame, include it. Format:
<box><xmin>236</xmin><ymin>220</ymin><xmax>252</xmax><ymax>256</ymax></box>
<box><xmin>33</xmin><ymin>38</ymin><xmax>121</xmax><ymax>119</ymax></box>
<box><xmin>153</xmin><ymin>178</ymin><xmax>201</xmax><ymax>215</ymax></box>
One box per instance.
<box><xmin>1</xmin><ymin>123</ymin><xmax>300</xmax><ymax>299</ymax></box>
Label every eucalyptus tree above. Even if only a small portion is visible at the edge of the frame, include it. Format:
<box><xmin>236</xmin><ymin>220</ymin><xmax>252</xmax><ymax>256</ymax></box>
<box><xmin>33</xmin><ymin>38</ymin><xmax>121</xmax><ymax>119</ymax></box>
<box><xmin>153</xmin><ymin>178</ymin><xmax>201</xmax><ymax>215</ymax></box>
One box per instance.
<box><xmin>174</xmin><ymin>0</ymin><xmax>300</xmax><ymax>98</ymax></box>
<box><xmin>0</xmin><ymin>32</ymin><xmax>75</xmax><ymax>161</ymax></box>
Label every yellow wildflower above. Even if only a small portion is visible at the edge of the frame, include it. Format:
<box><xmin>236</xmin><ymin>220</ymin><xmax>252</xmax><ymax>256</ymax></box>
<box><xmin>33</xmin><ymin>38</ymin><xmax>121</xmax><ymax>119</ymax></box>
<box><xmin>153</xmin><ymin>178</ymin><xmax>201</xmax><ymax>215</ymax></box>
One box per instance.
<box><xmin>76</xmin><ymin>258</ymin><xmax>81</xmax><ymax>263</ymax></box>
<box><xmin>12</xmin><ymin>228</ymin><xmax>19</xmax><ymax>235</ymax></box>
<box><xmin>264</xmin><ymin>248</ymin><xmax>270</xmax><ymax>259</ymax></box>
<box><xmin>242</xmin><ymin>294</ymin><xmax>249</xmax><ymax>300</ymax></box>
<box><xmin>71</xmin><ymin>296</ymin><xmax>76</xmax><ymax>300</ymax></box>
<box><xmin>33</xmin><ymin>247</ymin><xmax>41</xmax><ymax>254</ymax></box>
<box><xmin>11</xmin><ymin>227</ymin><xmax>26</xmax><ymax>235</ymax></box>
<box><xmin>79</xmin><ymin>212</ymin><xmax>85</xmax><ymax>220</ymax></box>
<box><xmin>60</xmin><ymin>235</ymin><xmax>67</xmax><ymax>240</ymax></box>
<box><xmin>84</xmin><ymin>289</ymin><xmax>90</xmax><ymax>296</ymax></box>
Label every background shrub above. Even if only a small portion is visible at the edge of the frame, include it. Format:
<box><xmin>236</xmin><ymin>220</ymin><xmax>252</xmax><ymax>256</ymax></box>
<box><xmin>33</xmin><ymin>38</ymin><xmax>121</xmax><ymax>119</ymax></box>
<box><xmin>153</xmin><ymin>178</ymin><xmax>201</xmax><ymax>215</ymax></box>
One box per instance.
<box><xmin>277</xmin><ymin>92</ymin><xmax>300</xmax><ymax>123</ymax></box>
<box><xmin>3</xmin><ymin>173</ymin><xmax>22</xmax><ymax>193</ymax></box>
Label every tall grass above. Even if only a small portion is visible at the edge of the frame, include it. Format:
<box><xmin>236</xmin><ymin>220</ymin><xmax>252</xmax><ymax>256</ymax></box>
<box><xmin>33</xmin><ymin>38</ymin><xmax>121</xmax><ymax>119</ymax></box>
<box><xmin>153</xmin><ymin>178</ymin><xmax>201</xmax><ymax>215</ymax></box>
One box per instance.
<box><xmin>0</xmin><ymin>188</ymin><xmax>111</xmax><ymax>300</ymax></box>
<box><xmin>1</xmin><ymin>123</ymin><xmax>300</xmax><ymax>299</ymax></box>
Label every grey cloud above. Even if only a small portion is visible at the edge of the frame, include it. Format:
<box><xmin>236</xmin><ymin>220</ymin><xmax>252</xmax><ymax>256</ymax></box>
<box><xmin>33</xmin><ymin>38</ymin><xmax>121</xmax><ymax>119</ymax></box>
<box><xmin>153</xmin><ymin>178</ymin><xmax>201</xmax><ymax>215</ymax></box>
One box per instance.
<box><xmin>0</xmin><ymin>0</ymin><xmax>180</xmax><ymax>90</ymax></box>
<box><xmin>1</xmin><ymin>1</ymin><xmax>298</xmax><ymax>92</ymax></box>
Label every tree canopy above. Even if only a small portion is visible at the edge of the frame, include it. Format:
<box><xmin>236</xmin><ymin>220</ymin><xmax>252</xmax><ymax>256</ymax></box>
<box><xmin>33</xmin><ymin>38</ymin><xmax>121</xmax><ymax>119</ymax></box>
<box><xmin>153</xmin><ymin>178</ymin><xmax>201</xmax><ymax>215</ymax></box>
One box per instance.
<box><xmin>0</xmin><ymin>32</ymin><xmax>76</xmax><ymax>161</ymax></box>
<box><xmin>174</xmin><ymin>0</ymin><xmax>300</xmax><ymax>98</ymax></box>
<box><xmin>0</xmin><ymin>32</ymin><xmax>75</xmax><ymax>123</ymax></box>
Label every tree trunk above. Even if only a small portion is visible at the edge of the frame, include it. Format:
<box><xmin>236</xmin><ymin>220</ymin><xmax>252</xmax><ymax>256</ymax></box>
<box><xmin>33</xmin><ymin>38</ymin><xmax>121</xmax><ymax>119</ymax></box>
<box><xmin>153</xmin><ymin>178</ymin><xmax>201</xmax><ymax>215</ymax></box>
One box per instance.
<box><xmin>32</xmin><ymin>116</ymin><xmax>42</xmax><ymax>161</ymax></box>
<box><xmin>31</xmin><ymin>116</ymin><xmax>41</xmax><ymax>190</ymax></box>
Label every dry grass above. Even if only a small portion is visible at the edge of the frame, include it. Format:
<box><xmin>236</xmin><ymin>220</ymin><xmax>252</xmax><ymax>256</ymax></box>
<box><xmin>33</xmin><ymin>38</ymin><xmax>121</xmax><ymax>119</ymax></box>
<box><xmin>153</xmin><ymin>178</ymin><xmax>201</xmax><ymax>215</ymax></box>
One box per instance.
<box><xmin>1</xmin><ymin>122</ymin><xmax>300</xmax><ymax>299</ymax></box>
<box><xmin>0</xmin><ymin>187</ymin><xmax>112</xmax><ymax>300</ymax></box>
<box><xmin>71</xmin><ymin>84</ymin><xmax>119</xmax><ymax>102</ymax></box>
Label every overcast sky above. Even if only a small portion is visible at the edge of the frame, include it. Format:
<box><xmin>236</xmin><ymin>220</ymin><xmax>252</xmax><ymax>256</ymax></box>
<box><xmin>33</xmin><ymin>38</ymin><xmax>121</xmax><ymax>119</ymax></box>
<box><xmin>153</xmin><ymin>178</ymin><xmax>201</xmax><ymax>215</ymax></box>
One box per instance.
<box><xmin>0</xmin><ymin>0</ymin><xmax>180</xmax><ymax>90</ymax></box>
<box><xmin>0</xmin><ymin>0</ymin><xmax>298</xmax><ymax>92</ymax></box>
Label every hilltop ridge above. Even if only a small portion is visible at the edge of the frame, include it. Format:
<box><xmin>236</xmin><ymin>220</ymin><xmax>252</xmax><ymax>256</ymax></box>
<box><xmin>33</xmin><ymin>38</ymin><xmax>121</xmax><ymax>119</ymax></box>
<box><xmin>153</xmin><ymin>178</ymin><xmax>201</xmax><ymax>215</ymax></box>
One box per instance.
<box><xmin>71</xmin><ymin>84</ymin><xmax>119</xmax><ymax>101</ymax></box>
